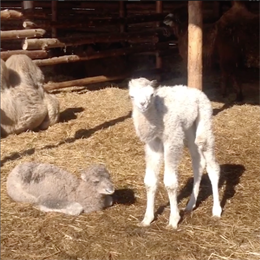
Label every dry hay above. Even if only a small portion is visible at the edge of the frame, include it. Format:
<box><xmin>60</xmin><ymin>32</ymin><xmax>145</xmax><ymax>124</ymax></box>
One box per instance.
<box><xmin>1</xmin><ymin>74</ymin><xmax>260</xmax><ymax>260</ymax></box>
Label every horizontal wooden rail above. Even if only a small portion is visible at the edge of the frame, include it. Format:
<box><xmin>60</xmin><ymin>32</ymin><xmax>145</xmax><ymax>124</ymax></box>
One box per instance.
<box><xmin>1</xmin><ymin>28</ymin><xmax>46</xmax><ymax>40</ymax></box>
<box><xmin>44</xmin><ymin>68</ymin><xmax>163</xmax><ymax>91</ymax></box>
<box><xmin>33</xmin><ymin>42</ymin><xmax>175</xmax><ymax>67</ymax></box>
<box><xmin>1</xmin><ymin>49</ymin><xmax>49</xmax><ymax>60</ymax></box>
<box><xmin>22</xmin><ymin>28</ymin><xmax>171</xmax><ymax>50</ymax></box>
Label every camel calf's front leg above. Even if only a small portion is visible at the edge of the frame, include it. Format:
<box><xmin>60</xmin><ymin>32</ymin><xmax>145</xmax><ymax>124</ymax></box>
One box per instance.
<box><xmin>140</xmin><ymin>138</ymin><xmax>163</xmax><ymax>226</ymax></box>
<box><xmin>164</xmin><ymin>167</ymin><xmax>180</xmax><ymax>229</ymax></box>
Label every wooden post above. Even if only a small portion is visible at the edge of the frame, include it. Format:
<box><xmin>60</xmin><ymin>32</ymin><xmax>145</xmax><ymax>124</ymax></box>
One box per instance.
<box><xmin>119</xmin><ymin>1</ymin><xmax>127</xmax><ymax>32</ymax></box>
<box><xmin>188</xmin><ymin>1</ymin><xmax>203</xmax><ymax>90</ymax></box>
<box><xmin>51</xmin><ymin>1</ymin><xmax>57</xmax><ymax>37</ymax></box>
<box><xmin>155</xmin><ymin>1</ymin><xmax>163</xmax><ymax>70</ymax></box>
<box><xmin>22</xmin><ymin>0</ymin><xmax>34</xmax><ymax>29</ymax></box>
<box><xmin>23</xmin><ymin>1</ymin><xmax>34</xmax><ymax>10</ymax></box>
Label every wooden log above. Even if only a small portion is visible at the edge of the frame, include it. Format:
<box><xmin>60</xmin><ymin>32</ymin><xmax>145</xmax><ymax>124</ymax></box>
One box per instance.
<box><xmin>23</xmin><ymin>20</ymin><xmax>38</xmax><ymax>29</ymax></box>
<box><xmin>22</xmin><ymin>28</ymin><xmax>166</xmax><ymax>50</ymax></box>
<box><xmin>26</xmin><ymin>1</ymin><xmax>139</xmax><ymax>10</ymax></box>
<box><xmin>68</xmin><ymin>9</ymin><xmax>171</xmax><ymax>16</ymax></box>
<box><xmin>188</xmin><ymin>1</ymin><xmax>203</xmax><ymax>90</ymax></box>
<box><xmin>13</xmin><ymin>1</ymin><xmax>214</xmax><ymax>20</ymax></box>
<box><xmin>76</xmin><ymin>13</ymin><xmax>165</xmax><ymax>26</ymax></box>
<box><xmin>1</xmin><ymin>10</ymin><xmax>23</xmax><ymax>20</ymax></box>
<box><xmin>1</xmin><ymin>49</ymin><xmax>48</xmax><ymax>61</ymax></box>
<box><xmin>1</xmin><ymin>1</ymin><xmax>51</xmax><ymax>8</ymax></box>
<box><xmin>55</xmin><ymin>7</ymin><xmax>216</xmax><ymax>23</ymax></box>
<box><xmin>44</xmin><ymin>74</ymin><xmax>130</xmax><ymax>91</ymax></box>
<box><xmin>22</xmin><ymin>19</ymin><xmax>97</xmax><ymax>30</ymax></box>
<box><xmin>21</xmin><ymin>11</ymin><xmax>169</xmax><ymax>27</ymax></box>
<box><xmin>57</xmin><ymin>26</ymin><xmax>114</xmax><ymax>34</ymax></box>
<box><xmin>44</xmin><ymin>68</ymin><xmax>162</xmax><ymax>91</ymax></box>
<box><xmin>0</xmin><ymin>2</ymin><xmax>185</xmax><ymax>11</ymax></box>
<box><xmin>21</xmin><ymin>13</ymin><xmax>165</xmax><ymax>30</ymax></box>
<box><xmin>22</xmin><ymin>15</ymin><xmax>167</xmax><ymax>31</ymax></box>
<box><xmin>1</xmin><ymin>28</ymin><xmax>46</xmax><ymax>40</ymax></box>
<box><xmin>71</xmin><ymin>1</ymin><xmax>172</xmax><ymax>10</ymax></box>
<box><xmin>0</xmin><ymin>2</ymin><xmax>22</xmax><ymax>8</ymax></box>
<box><xmin>33</xmin><ymin>42</ymin><xmax>173</xmax><ymax>67</ymax></box>
<box><xmin>0</xmin><ymin>9</ymin><xmax>48</xmax><ymax>20</ymax></box>
<box><xmin>79</xmin><ymin>2</ymin><xmax>186</xmax><ymax>11</ymax></box>
<box><xmin>128</xmin><ymin>2</ymin><xmax>186</xmax><ymax>10</ymax></box>
<box><xmin>23</xmin><ymin>19</ymin><xmax>109</xmax><ymax>29</ymax></box>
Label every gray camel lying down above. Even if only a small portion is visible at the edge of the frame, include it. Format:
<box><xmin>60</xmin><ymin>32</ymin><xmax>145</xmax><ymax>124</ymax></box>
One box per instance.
<box><xmin>6</xmin><ymin>162</ymin><xmax>115</xmax><ymax>215</ymax></box>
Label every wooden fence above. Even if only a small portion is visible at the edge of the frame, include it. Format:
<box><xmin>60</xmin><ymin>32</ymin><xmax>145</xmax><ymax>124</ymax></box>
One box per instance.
<box><xmin>0</xmin><ymin>1</ymin><xmax>222</xmax><ymax>90</ymax></box>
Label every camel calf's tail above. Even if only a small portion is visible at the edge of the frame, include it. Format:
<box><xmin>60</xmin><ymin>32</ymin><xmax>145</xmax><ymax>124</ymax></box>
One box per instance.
<box><xmin>194</xmin><ymin>92</ymin><xmax>214</xmax><ymax>151</ymax></box>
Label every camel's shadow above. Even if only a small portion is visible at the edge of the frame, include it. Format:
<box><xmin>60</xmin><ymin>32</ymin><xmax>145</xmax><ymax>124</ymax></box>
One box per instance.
<box><xmin>113</xmin><ymin>188</ymin><xmax>136</xmax><ymax>205</ymax></box>
<box><xmin>154</xmin><ymin>163</ymin><xmax>245</xmax><ymax>220</ymax></box>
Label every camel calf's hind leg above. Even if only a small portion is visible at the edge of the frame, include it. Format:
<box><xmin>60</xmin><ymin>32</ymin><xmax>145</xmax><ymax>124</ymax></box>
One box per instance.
<box><xmin>185</xmin><ymin>141</ymin><xmax>206</xmax><ymax>212</ymax></box>
<box><xmin>163</xmin><ymin>141</ymin><xmax>183</xmax><ymax>229</ymax></box>
<box><xmin>202</xmin><ymin>146</ymin><xmax>222</xmax><ymax>217</ymax></box>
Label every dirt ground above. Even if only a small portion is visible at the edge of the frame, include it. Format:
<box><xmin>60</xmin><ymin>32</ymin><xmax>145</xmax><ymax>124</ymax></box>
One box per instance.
<box><xmin>1</xmin><ymin>55</ymin><xmax>260</xmax><ymax>260</ymax></box>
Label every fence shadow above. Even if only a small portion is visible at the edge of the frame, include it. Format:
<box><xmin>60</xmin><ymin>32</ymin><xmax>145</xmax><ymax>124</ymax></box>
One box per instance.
<box><xmin>59</xmin><ymin>107</ymin><xmax>84</xmax><ymax>122</ymax></box>
<box><xmin>1</xmin><ymin>111</ymin><xmax>132</xmax><ymax>166</ymax></box>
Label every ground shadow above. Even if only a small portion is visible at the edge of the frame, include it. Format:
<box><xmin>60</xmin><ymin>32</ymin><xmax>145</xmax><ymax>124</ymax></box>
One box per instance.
<box><xmin>213</xmin><ymin>102</ymin><xmax>236</xmax><ymax>116</ymax></box>
<box><xmin>43</xmin><ymin>111</ymin><xmax>131</xmax><ymax>146</ymax></box>
<box><xmin>113</xmin><ymin>188</ymin><xmax>136</xmax><ymax>205</ymax></box>
<box><xmin>0</xmin><ymin>148</ymin><xmax>35</xmax><ymax>166</ymax></box>
<box><xmin>212</xmin><ymin>100</ymin><xmax>255</xmax><ymax>116</ymax></box>
<box><xmin>1</xmin><ymin>112</ymin><xmax>132</xmax><ymax>166</ymax></box>
<box><xmin>154</xmin><ymin>164</ymin><xmax>245</xmax><ymax>220</ymax></box>
<box><xmin>59</xmin><ymin>107</ymin><xmax>84</xmax><ymax>123</ymax></box>
<box><xmin>72</xmin><ymin>111</ymin><xmax>131</xmax><ymax>140</ymax></box>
